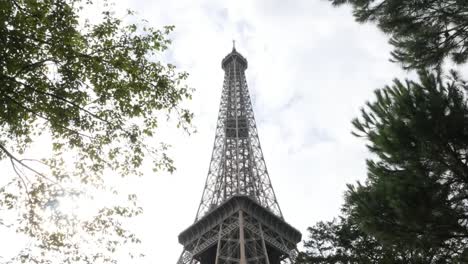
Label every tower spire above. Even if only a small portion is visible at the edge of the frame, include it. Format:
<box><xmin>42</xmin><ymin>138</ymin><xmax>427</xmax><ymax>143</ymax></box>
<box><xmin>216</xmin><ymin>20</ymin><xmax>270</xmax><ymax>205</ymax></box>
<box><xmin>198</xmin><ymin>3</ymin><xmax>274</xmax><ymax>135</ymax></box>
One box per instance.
<box><xmin>232</xmin><ymin>39</ymin><xmax>236</xmax><ymax>50</ymax></box>
<box><xmin>177</xmin><ymin>46</ymin><xmax>301</xmax><ymax>264</ymax></box>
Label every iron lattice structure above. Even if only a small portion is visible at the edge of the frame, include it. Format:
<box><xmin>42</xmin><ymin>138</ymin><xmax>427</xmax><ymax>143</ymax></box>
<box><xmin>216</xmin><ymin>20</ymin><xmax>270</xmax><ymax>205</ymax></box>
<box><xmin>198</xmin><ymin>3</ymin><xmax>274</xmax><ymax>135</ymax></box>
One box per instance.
<box><xmin>177</xmin><ymin>46</ymin><xmax>301</xmax><ymax>264</ymax></box>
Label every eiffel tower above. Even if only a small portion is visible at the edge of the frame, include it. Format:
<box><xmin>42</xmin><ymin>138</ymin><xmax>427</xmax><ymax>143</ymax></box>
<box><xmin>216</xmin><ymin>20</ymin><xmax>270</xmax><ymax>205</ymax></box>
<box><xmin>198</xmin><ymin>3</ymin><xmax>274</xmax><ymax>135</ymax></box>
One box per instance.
<box><xmin>177</xmin><ymin>44</ymin><xmax>301</xmax><ymax>264</ymax></box>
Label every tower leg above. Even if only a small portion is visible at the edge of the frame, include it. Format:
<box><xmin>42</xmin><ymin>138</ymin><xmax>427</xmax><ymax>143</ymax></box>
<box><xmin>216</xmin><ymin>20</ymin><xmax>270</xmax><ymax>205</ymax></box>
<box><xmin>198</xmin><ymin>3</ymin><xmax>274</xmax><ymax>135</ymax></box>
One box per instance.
<box><xmin>214</xmin><ymin>224</ymin><xmax>223</xmax><ymax>264</ymax></box>
<box><xmin>259</xmin><ymin>223</ymin><xmax>271</xmax><ymax>264</ymax></box>
<box><xmin>239</xmin><ymin>210</ymin><xmax>247</xmax><ymax>264</ymax></box>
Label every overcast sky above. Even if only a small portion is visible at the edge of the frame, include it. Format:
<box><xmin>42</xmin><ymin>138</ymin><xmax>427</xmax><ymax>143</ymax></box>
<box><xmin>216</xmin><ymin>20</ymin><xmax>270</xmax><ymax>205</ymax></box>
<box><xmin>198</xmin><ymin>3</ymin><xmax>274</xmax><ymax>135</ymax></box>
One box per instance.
<box><xmin>123</xmin><ymin>0</ymin><xmax>411</xmax><ymax>262</ymax></box>
<box><xmin>1</xmin><ymin>0</ymin><xmax>414</xmax><ymax>263</ymax></box>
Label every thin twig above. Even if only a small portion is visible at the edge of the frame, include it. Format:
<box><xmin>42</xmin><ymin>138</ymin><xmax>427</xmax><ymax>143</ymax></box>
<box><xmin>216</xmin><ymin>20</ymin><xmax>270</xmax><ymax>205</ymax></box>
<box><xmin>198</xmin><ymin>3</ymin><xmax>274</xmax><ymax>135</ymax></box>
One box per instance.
<box><xmin>0</xmin><ymin>144</ymin><xmax>59</xmax><ymax>185</ymax></box>
<box><xmin>10</xmin><ymin>158</ymin><xmax>32</xmax><ymax>206</ymax></box>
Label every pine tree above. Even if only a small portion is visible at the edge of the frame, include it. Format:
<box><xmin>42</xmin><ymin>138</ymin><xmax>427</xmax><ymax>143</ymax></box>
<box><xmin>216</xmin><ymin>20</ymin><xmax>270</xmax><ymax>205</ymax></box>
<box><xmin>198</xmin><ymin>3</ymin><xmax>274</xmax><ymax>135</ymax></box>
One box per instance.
<box><xmin>329</xmin><ymin>0</ymin><xmax>468</xmax><ymax>69</ymax></box>
<box><xmin>345</xmin><ymin>70</ymin><xmax>468</xmax><ymax>262</ymax></box>
<box><xmin>297</xmin><ymin>216</ymin><xmax>451</xmax><ymax>264</ymax></box>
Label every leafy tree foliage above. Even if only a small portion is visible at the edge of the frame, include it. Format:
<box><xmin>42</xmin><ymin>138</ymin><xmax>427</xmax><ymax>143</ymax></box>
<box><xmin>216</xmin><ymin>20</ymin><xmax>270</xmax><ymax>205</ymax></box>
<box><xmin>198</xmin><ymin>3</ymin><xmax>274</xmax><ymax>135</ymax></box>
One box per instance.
<box><xmin>0</xmin><ymin>0</ymin><xmax>192</xmax><ymax>262</ymax></box>
<box><xmin>329</xmin><ymin>0</ymin><xmax>468</xmax><ymax>69</ymax></box>
<box><xmin>297</xmin><ymin>216</ymin><xmax>450</xmax><ymax>264</ymax></box>
<box><xmin>344</xmin><ymin>70</ymin><xmax>468</xmax><ymax>263</ymax></box>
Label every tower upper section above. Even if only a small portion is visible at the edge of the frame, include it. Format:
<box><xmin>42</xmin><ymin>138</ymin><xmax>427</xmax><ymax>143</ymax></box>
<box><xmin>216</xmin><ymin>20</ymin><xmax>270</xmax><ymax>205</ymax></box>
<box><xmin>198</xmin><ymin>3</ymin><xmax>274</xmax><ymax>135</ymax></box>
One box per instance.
<box><xmin>194</xmin><ymin>47</ymin><xmax>282</xmax><ymax>221</ymax></box>
<box><xmin>221</xmin><ymin>47</ymin><xmax>248</xmax><ymax>71</ymax></box>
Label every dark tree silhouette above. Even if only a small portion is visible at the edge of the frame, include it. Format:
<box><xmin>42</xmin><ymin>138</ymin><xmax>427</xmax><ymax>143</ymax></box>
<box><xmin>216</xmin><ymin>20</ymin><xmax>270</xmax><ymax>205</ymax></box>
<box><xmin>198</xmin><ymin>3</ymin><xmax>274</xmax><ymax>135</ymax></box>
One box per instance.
<box><xmin>329</xmin><ymin>0</ymin><xmax>468</xmax><ymax>69</ymax></box>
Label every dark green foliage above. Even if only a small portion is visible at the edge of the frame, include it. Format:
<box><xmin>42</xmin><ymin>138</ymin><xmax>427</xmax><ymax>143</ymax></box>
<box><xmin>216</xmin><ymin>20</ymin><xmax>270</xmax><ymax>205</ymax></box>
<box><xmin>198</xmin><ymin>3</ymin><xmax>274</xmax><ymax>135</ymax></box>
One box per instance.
<box><xmin>345</xmin><ymin>70</ymin><xmax>468</xmax><ymax>263</ymax></box>
<box><xmin>297</xmin><ymin>218</ymin><xmax>391</xmax><ymax>264</ymax></box>
<box><xmin>0</xmin><ymin>0</ymin><xmax>192</xmax><ymax>262</ymax></box>
<box><xmin>317</xmin><ymin>1</ymin><xmax>468</xmax><ymax>262</ymax></box>
<box><xmin>297</xmin><ymin>216</ymin><xmax>450</xmax><ymax>264</ymax></box>
<box><xmin>329</xmin><ymin>0</ymin><xmax>468</xmax><ymax>69</ymax></box>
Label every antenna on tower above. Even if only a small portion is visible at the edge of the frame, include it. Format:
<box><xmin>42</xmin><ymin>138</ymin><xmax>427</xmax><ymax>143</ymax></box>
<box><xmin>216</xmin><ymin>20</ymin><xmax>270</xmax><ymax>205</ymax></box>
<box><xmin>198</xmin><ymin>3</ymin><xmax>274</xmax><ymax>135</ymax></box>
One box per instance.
<box><xmin>232</xmin><ymin>39</ymin><xmax>236</xmax><ymax>50</ymax></box>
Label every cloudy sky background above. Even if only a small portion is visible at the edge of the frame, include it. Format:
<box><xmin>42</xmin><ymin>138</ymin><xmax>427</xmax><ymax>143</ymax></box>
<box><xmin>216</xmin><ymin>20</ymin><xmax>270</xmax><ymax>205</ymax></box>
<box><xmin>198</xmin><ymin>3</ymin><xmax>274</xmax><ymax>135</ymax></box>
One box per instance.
<box><xmin>1</xmin><ymin>0</ymin><xmax>417</xmax><ymax>263</ymax></box>
<box><xmin>123</xmin><ymin>0</ymin><xmax>411</xmax><ymax>262</ymax></box>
